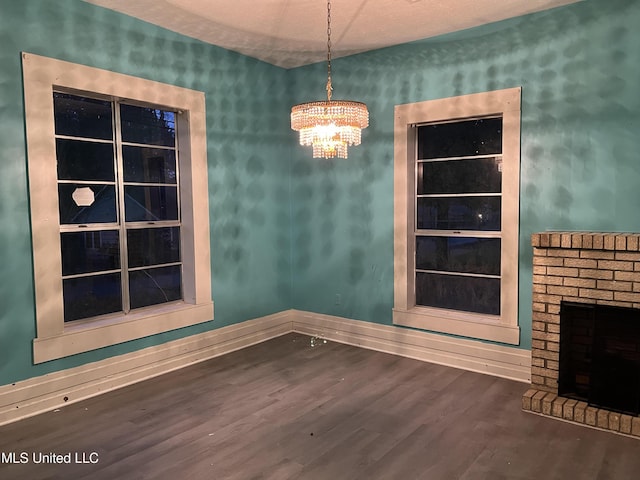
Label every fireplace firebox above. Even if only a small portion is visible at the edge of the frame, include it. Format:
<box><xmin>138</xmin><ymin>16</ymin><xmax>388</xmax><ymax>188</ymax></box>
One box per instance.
<box><xmin>559</xmin><ymin>301</ymin><xmax>640</xmax><ymax>416</ymax></box>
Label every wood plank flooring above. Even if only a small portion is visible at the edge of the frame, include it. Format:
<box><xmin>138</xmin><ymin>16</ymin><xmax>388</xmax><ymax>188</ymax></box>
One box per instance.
<box><xmin>1</xmin><ymin>333</ymin><xmax>639</xmax><ymax>480</ymax></box>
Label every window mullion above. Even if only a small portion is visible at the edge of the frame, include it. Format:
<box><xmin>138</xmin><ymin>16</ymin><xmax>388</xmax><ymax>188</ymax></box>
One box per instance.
<box><xmin>415</xmin><ymin>269</ymin><xmax>501</xmax><ymax>279</ymax></box>
<box><xmin>416</xmin><ymin>193</ymin><xmax>502</xmax><ymax>198</ymax></box>
<box><xmin>114</xmin><ymin>102</ymin><xmax>131</xmax><ymax>314</ymax></box>
<box><xmin>415</xmin><ymin>230</ymin><xmax>502</xmax><ymax>238</ymax></box>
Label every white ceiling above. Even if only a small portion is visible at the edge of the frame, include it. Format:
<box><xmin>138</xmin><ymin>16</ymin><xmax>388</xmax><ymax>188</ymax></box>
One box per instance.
<box><xmin>83</xmin><ymin>0</ymin><xmax>581</xmax><ymax>69</ymax></box>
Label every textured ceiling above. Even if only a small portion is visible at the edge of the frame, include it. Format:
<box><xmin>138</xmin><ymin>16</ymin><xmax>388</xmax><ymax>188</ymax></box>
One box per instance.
<box><xmin>83</xmin><ymin>0</ymin><xmax>581</xmax><ymax>68</ymax></box>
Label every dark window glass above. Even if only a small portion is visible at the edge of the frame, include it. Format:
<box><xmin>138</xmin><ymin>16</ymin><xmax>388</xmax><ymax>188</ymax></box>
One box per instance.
<box><xmin>416</xmin><ymin>272</ymin><xmax>500</xmax><ymax>315</ymax></box>
<box><xmin>129</xmin><ymin>265</ymin><xmax>182</xmax><ymax>309</ymax></box>
<box><xmin>61</xmin><ymin>230</ymin><xmax>120</xmax><ymax>276</ymax></box>
<box><xmin>418</xmin><ymin>117</ymin><xmax>502</xmax><ymax>159</ymax></box>
<box><xmin>120</xmin><ymin>104</ymin><xmax>175</xmax><ymax>147</ymax></box>
<box><xmin>54</xmin><ymin>92</ymin><xmax>113</xmax><ymax>140</ymax></box>
<box><xmin>417</xmin><ymin>196</ymin><xmax>501</xmax><ymax>231</ymax></box>
<box><xmin>56</xmin><ymin>139</ymin><xmax>115</xmax><ymax>182</ymax></box>
<box><xmin>123</xmin><ymin>146</ymin><xmax>177</xmax><ymax>184</ymax></box>
<box><xmin>416</xmin><ymin>236</ymin><xmax>501</xmax><ymax>276</ymax></box>
<box><xmin>63</xmin><ymin>272</ymin><xmax>122</xmax><ymax>322</ymax></box>
<box><xmin>417</xmin><ymin>157</ymin><xmax>502</xmax><ymax>195</ymax></box>
<box><xmin>124</xmin><ymin>186</ymin><xmax>178</xmax><ymax>222</ymax></box>
<box><xmin>58</xmin><ymin>184</ymin><xmax>117</xmax><ymax>224</ymax></box>
<box><xmin>127</xmin><ymin>227</ymin><xmax>181</xmax><ymax>268</ymax></box>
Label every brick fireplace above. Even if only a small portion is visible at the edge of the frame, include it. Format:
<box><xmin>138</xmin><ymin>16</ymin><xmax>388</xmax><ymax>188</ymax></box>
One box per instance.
<box><xmin>522</xmin><ymin>232</ymin><xmax>640</xmax><ymax>437</ymax></box>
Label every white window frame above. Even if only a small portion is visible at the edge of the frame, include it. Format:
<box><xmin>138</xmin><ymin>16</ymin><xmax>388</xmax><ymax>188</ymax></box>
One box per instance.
<box><xmin>393</xmin><ymin>87</ymin><xmax>521</xmax><ymax>345</ymax></box>
<box><xmin>22</xmin><ymin>53</ymin><xmax>214</xmax><ymax>363</ymax></box>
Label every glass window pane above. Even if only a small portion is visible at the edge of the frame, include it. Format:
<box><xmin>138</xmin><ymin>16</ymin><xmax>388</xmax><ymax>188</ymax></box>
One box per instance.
<box><xmin>54</xmin><ymin>92</ymin><xmax>113</xmax><ymax>140</ymax></box>
<box><xmin>416</xmin><ymin>272</ymin><xmax>500</xmax><ymax>315</ymax></box>
<box><xmin>61</xmin><ymin>230</ymin><xmax>120</xmax><ymax>276</ymax></box>
<box><xmin>58</xmin><ymin>184</ymin><xmax>117</xmax><ymax>224</ymax></box>
<box><xmin>417</xmin><ymin>196</ymin><xmax>501</xmax><ymax>231</ymax></box>
<box><xmin>417</xmin><ymin>117</ymin><xmax>502</xmax><ymax>159</ymax></box>
<box><xmin>124</xmin><ymin>186</ymin><xmax>178</xmax><ymax>222</ymax></box>
<box><xmin>123</xmin><ymin>145</ymin><xmax>177</xmax><ymax>184</ymax></box>
<box><xmin>417</xmin><ymin>157</ymin><xmax>502</xmax><ymax>195</ymax></box>
<box><xmin>127</xmin><ymin>227</ymin><xmax>181</xmax><ymax>268</ymax></box>
<box><xmin>416</xmin><ymin>236</ymin><xmax>501</xmax><ymax>276</ymax></box>
<box><xmin>63</xmin><ymin>272</ymin><xmax>122</xmax><ymax>322</ymax></box>
<box><xmin>56</xmin><ymin>138</ymin><xmax>115</xmax><ymax>182</ymax></box>
<box><xmin>120</xmin><ymin>104</ymin><xmax>175</xmax><ymax>147</ymax></box>
<box><xmin>129</xmin><ymin>265</ymin><xmax>182</xmax><ymax>309</ymax></box>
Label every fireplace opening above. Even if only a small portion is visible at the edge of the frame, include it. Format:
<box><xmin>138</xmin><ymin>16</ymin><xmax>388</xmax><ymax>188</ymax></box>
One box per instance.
<box><xmin>559</xmin><ymin>301</ymin><xmax>640</xmax><ymax>415</ymax></box>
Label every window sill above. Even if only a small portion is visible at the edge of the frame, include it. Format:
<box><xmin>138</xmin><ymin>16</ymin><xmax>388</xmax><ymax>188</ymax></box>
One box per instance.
<box><xmin>393</xmin><ymin>306</ymin><xmax>520</xmax><ymax>345</ymax></box>
<box><xmin>33</xmin><ymin>301</ymin><xmax>214</xmax><ymax>364</ymax></box>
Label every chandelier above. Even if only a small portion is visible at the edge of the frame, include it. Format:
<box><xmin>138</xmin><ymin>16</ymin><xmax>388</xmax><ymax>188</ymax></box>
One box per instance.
<box><xmin>290</xmin><ymin>0</ymin><xmax>369</xmax><ymax>159</ymax></box>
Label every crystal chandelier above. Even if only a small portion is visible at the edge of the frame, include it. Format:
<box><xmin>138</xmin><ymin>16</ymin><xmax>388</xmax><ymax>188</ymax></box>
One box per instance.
<box><xmin>290</xmin><ymin>0</ymin><xmax>369</xmax><ymax>159</ymax></box>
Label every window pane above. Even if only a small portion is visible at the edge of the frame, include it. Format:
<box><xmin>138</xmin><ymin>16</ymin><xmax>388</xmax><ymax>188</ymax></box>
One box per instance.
<box><xmin>416</xmin><ymin>272</ymin><xmax>500</xmax><ymax>315</ymax></box>
<box><xmin>129</xmin><ymin>265</ymin><xmax>182</xmax><ymax>309</ymax></box>
<box><xmin>123</xmin><ymin>146</ymin><xmax>177</xmax><ymax>184</ymax></box>
<box><xmin>418</xmin><ymin>117</ymin><xmax>502</xmax><ymax>159</ymax></box>
<box><xmin>417</xmin><ymin>157</ymin><xmax>502</xmax><ymax>195</ymax></box>
<box><xmin>61</xmin><ymin>230</ymin><xmax>120</xmax><ymax>276</ymax></box>
<box><xmin>56</xmin><ymin>138</ymin><xmax>115</xmax><ymax>182</ymax></box>
<box><xmin>58</xmin><ymin>184</ymin><xmax>117</xmax><ymax>224</ymax></box>
<box><xmin>63</xmin><ymin>272</ymin><xmax>122</xmax><ymax>322</ymax></box>
<box><xmin>416</xmin><ymin>236</ymin><xmax>501</xmax><ymax>276</ymax></box>
<box><xmin>124</xmin><ymin>186</ymin><xmax>178</xmax><ymax>222</ymax></box>
<box><xmin>120</xmin><ymin>104</ymin><xmax>175</xmax><ymax>147</ymax></box>
<box><xmin>54</xmin><ymin>92</ymin><xmax>113</xmax><ymax>140</ymax></box>
<box><xmin>127</xmin><ymin>227</ymin><xmax>181</xmax><ymax>268</ymax></box>
<box><xmin>417</xmin><ymin>196</ymin><xmax>501</xmax><ymax>231</ymax></box>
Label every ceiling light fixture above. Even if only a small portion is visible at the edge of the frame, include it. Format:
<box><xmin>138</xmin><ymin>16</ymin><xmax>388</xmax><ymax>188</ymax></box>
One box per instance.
<box><xmin>290</xmin><ymin>0</ymin><xmax>369</xmax><ymax>159</ymax></box>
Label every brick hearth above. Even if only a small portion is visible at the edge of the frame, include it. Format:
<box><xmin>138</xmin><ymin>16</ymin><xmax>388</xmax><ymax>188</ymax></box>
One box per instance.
<box><xmin>523</xmin><ymin>232</ymin><xmax>640</xmax><ymax>438</ymax></box>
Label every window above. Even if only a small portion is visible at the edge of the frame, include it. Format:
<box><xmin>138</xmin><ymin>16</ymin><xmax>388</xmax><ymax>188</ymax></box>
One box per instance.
<box><xmin>415</xmin><ymin>118</ymin><xmax>503</xmax><ymax>315</ymax></box>
<box><xmin>393</xmin><ymin>88</ymin><xmax>521</xmax><ymax>345</ymax></box>
<box><xmin>56</xmin><ymin>93</ymin><xmax>182</xmax><ymax>321</ymax></box>
<box><xmin>22</xmin><ymin>53</ymin><xmax>213</xmax><ymax>363</ymax></box>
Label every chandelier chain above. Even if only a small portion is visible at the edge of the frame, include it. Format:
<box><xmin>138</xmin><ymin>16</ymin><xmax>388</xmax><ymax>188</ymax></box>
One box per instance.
<box><xmin>326</xmin><ymin>0</ymin><xmax>333</xmax><ymax>101</ymax></box>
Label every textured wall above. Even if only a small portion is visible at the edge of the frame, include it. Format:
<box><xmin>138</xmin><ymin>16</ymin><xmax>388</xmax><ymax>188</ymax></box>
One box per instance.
<box><xmin>289</xmin><ymin>0</ymin><xmax>640</xmax><ymax>349</ymax></box>
<box><xmin>0</xmin><ymin>0</ymin><xmax>291</xmax><ymax>385</ymax></box>
<box><xmin>2</xmin><ymin>0</ymin><xmax>639</xmax><ymax>387</ymax></box>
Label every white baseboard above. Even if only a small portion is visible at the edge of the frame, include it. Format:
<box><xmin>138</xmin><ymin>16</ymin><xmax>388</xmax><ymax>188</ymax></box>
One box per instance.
<box><xmin>0</xmin><ymin>311</ymin><xmax>292</xmax><ymax>427</ymax></box>
<box><xmin>290</xmin><ymin>310</ymin><xmax>531</xmax><ymax>383</ymax></box>
<box><xmin>0</xmin><ymin>309</ymin><xmax>531</xmax><ymax>426</ymax></box>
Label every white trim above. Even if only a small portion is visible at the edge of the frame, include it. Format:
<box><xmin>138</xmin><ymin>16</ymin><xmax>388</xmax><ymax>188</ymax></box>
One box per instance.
<box><xmin>0</xmin><ymin>310</ymin><xmax>530</xmax><ymax>426</ymax></box>
<box><xmin>0</xmin><ymin>311</ymin><xmax>292</xmax><ymax>427</ymax></box>
<box><xmin>393</xmin><ymin>307</ymin><xmax>520</xmax><ymax>345</ymax></box>
<box><xmin>33</xmin><ymin>302</ymin><xmax>214</xmax><ymax>364</ymax></box>
<box><xmin>393</xmin><ymin>87</ymin><xmax>521</xmax><ymax>345</ymax></box>
<box><xmin>21</xmin><ymin>52</ymin><xmax>213</xmax><ymax>362</ymax></box>
<box><xmin>290</xmin><ymin>310</ymin><xmax>530</xmax><ymax>383</ymax></box>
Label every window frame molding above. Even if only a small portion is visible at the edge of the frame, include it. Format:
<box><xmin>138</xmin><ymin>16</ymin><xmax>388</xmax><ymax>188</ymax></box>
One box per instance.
<box><xmin>22</xmin><ymin>52</ymin><xmax>214</xmax><ymax>363</ymax></box>
<box><xmin>393</xmin><ymin>87</ymin><xmax>521</xmax><ymax>345</ymax></box>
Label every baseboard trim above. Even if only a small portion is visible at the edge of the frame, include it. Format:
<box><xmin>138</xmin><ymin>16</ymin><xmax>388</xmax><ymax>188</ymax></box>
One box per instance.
<box><xmin>290</xmin><ymin>310</ymin><xmax>531</xmax><ymax>383</ymax></box>
<box><xmin>0</xmin><ymin>311</ymin><xmax>292</xmax><ymax>427</ymax></box>
<box><xmin>0</xmin><ymin>309</ymin><xmax>531</xmax><ymax>426</ymax></box>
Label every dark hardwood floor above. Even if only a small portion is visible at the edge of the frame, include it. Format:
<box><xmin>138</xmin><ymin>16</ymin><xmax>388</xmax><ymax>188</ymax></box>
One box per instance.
<box><xmin>1</xmin><ymin>333</ymin><xmax>639</xmax><ymax>480</ymax></box>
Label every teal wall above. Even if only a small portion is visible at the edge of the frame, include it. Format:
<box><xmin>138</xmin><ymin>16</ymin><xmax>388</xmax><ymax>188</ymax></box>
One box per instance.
<box><xmin>289</xmin><ymin>0</ymin><xmax>640</xmax><ymax>349</ymax></box>
<box><xmin>2</xmin><ymin>0</ymin><xmax>639</xmax><ymax>387</ymax></box>
<box><xmin>0</xmin><ymin>0</ymin><xmax>291</xmax><ymax>386</ymax></box>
